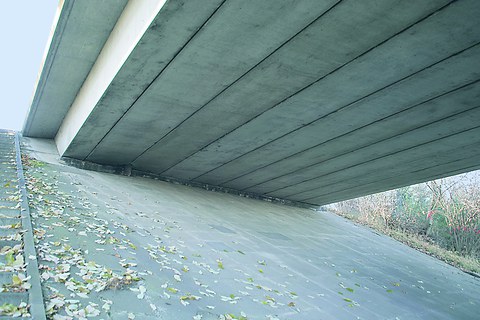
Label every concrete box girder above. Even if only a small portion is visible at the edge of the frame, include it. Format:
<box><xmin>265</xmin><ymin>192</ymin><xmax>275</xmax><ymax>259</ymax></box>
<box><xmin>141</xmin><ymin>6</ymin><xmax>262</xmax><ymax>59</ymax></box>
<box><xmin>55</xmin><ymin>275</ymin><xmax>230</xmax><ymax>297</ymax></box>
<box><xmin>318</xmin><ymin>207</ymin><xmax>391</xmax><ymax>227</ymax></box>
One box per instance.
<box><xmin>310</xmin><ymin>141</ymin><xmax>480</xmax><ymax>205</ymax></box>
<box><xmin>225</xmin><ymin>45</ymin><xmax>480</xmax><ymax>191</ymax></box>
<box><xmin>25</xmin><ymin>0</ymin><xmax>480</xmax><ymax>205</ymax></box>
<box><xmin>284</xmin><ymin>124</ymin><xmax>480</xmax><ymax>201</ymax></box>
<box><xmin>83</xmin><ymin>0</ymin><xmax>339</xmax><ymax>164</ymax></box>
<box><xmin>176</xmin><ymin>2</ymin><xmax>480</xmax><ymax>186</ymax></box>
<box><xmin>23</xmin><ymin>0</ymin><xmax>128</xmax><ymax>138</ymax></box>
<box><xmin>57</xmin><ymin>0</ymin><xmax>227</xmax><ymax>158</ymax></box>
<box><xmin>243</xmin><ymin>81</ymin><xmax>480</xmax><ymax>195</ymax></box>
<box><xmin>132</xmin><ymin>0</ymin><xmax>453</xmax><ymax>175</ymax></box>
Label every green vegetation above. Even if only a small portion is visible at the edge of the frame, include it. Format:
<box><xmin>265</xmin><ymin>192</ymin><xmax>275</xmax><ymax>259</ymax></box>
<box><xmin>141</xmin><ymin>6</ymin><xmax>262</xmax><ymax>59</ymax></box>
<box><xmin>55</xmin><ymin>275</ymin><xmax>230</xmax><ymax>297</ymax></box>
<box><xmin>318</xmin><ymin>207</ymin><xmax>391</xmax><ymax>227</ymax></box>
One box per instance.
<box><xmin>330</xmin><ymin>172</ymin><xmax>480</xmax><ymax>275</ymax></box>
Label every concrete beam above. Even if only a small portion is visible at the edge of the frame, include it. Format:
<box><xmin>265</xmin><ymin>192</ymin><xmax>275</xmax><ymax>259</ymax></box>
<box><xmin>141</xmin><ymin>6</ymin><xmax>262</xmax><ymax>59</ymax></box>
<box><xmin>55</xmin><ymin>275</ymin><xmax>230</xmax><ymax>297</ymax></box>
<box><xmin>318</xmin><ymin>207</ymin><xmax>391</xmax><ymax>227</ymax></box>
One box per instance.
<box><xmin>237</xmin><ymin>56</ymin><xmax>480</xmax><ymax>194</ymax></box>
<box><xmin>55</xmin><ymin>0</ymin><xmax>167</xmax><ymax>155</ymax></box>
<box><xmin>133</xmin><ymin>0</ymin><xmax>452</xmax><ymax>175</ymax></box>
<box><xmin>23</xmin><ymin>0</ymin><xmax>128</xmax><ymax>138</ymax></box>
<box><xmin>24</xmin><ymin>0</ymin><xmax>480</xmax><ymax>206</ymax></box>
<box><xmin>282</xmin><ymin>124</ymin><xmax>480</xmax><ymax>201</ymax></box>
<box><xmin>307</xmin><ymin>143</ymin><xmax>480</xmax><ymax>205</ymax></box>
<box><xmin>58</xmin><ymin>0</ymin><xmax>226</xmax><ymax>159</ymax></box>
<box><xmin>83</xmin><ymin>0</ymin><xmax>339</xmax><ymax>165</ymax></box>
<box><xmin>175</xmin><ymin>1</ymin><xmax>480</xmax><ymax>185</ymax></box>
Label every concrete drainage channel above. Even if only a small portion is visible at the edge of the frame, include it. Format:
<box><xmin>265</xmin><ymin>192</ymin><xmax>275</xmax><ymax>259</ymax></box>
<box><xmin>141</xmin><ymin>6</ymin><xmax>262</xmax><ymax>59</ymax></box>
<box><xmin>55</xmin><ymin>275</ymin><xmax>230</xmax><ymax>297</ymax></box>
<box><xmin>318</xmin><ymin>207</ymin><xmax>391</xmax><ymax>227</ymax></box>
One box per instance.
<box><xmin>0</xmin><ymin>130</ymin><xmax>46</xmax><ymax>319</ymax></box>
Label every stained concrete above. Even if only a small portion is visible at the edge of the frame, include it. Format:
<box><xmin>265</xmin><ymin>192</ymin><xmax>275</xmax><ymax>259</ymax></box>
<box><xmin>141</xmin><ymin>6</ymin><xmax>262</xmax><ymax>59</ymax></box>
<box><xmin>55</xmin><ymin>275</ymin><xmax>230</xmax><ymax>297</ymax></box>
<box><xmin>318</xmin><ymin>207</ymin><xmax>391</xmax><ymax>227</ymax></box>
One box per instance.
<box><xmin>24</xmin><ymin>0</ymin><xmax>480</xmax><ymax>205</ymax></box>
<box><xmin>23</xmin><ymin>0</ymin><xmax>128</xmax><ymax>138</ymax></box>
<box><xmin>21</xmin><ymin>137</ymin><xmax>480</xmax><ymax>319</ymax></box>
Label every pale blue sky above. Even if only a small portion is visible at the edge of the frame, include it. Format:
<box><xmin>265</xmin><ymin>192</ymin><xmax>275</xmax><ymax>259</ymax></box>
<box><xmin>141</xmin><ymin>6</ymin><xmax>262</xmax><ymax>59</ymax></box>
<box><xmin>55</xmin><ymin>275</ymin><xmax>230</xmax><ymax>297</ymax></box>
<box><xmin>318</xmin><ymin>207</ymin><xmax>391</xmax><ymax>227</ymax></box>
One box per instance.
<box><xmin>0</xmin><ymin>1</ymin><xmax>58</xmax><ymax>130</ymax></box>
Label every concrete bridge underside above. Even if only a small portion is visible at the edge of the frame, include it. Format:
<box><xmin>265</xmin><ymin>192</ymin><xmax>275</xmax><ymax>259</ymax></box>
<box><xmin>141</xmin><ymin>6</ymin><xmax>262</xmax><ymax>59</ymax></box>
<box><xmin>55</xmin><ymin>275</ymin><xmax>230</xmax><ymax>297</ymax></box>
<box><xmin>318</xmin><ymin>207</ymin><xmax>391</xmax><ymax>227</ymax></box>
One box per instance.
<box><xmin>24</xmin><ymin>0</ymin><xmax>480</xmax><ymax>206</ymax></box>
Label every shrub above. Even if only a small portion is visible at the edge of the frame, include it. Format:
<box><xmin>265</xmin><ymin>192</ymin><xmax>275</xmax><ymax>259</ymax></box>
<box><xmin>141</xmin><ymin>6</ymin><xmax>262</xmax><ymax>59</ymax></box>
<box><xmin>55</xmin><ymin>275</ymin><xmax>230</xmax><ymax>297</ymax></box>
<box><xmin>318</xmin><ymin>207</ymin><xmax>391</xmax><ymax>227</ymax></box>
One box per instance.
<box><xmin>329</xmin><ymin>171</ymin><xmax>480</xmax><ymax>260</ymax></box>
<box><xmin>429</xmin><ymin>177</ymin><xmax>480</xmax><ymax>258</ymax></box>
<box><xmin>392</xmin><ymin>186</ymin><xmax>431</xmax><ymax>235</ymax></box>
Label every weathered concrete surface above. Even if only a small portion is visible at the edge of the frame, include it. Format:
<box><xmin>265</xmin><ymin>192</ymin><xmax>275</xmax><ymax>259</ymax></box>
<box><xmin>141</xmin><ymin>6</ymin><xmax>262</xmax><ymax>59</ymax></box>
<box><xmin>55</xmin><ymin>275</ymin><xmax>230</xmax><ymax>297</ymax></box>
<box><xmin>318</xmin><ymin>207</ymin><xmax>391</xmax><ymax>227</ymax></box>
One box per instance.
<box><xmin>0</xmin><ymin>130</ymin><xmax>45</xmax><ymax>319</ymax></box>
<box><xmin>21</xmin><ymin>137</ymin><xmax>480</xmax><ymax>319</ymax></box>
<box><xmin>23</xmin><ymin>0</ymin><xmax>128</xmax><ymax>138</ymax></box>
<box><xmin>24</xmin><ymin>0</ymin><xmax>480</xmax><ymax>205</ymax></box>
<box><xmin>59</xmin><ymin>0</ymin><xmax>337</xmax><ymax>160</ymax></box>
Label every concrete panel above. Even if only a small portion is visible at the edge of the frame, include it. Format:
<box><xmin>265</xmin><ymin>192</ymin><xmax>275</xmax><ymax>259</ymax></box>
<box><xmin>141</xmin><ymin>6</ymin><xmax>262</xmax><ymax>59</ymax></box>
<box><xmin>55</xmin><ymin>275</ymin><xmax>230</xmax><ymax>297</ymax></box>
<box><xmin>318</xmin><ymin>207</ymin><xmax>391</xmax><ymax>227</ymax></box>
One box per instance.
<box><xmin>223</xmin><ymin>45</ymin><xmax>480</xmax><ymax>191</ymax></box>
<box><xmin>273</xmin><ymin>125</ymin><xmax>480</xmax><ymax>202</ymax></box>
<box><xmin>241</xmin><ymin>80</ymin><xmax>480</xmax><ymax>194</ymax></box>
<box><xmin>55</xmin><ymin>0</ymin><xmax>168</xmax><ymax>156</ymax></box>
<box><xmin>86</xmin><ymin>0</ymin><xmax>339</xmax><ymax>165</ymax></box>
<box><xmin>302</xmin><ymin>152</ymin><xmax>480</xmax><ymax>202</ymax></box>
<box><xmin>182</xmin><ymin>1</ymin><xmax>480</xmax><ymax>185</ymax></box>
<box><xmin>60</xmin><ymin>0</ymin><xmax>225</xmax><ymax>159</ymax></box>
<box><xmin>307</xmin><ymin>144</ymin><xmax>480</xmax><ymax>205</ymax></box>
<box><xmin>23</xmin><ymin>0</ymin><xmax>128</xmax><ymax>138</ymax></box>
<box><xmin>18</xmin><ymin>139</ymin><xmax>480</xmax><ymax>318</ymax></box>
<box><xmin>130</xmin><ymin>1</ymin><xmax>450</xmax><ymax>175</ymax></box>
<box><xmin>130</xmin><ymin>0</ymin><xmax>449</xmax><ymax>174</ymax></box>
<box><xmin>25</xmin><ymin>0</ymin><xmax>480</xmax><ymax>205</ymax></box>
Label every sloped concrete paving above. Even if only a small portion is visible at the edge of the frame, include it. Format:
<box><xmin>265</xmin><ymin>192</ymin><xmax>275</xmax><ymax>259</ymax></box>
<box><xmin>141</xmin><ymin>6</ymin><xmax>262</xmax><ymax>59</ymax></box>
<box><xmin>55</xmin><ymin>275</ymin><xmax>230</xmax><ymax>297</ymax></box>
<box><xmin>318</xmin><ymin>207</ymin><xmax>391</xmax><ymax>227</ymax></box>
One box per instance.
<box><xmin>21</xmin><ymin>137</ymin><xmax>479</xmax><ymax>319</ymax></box>
<box><xmin>0</xmin><ymin>130</ymin><xmax>45</xmax><ymax>319</ymax></box>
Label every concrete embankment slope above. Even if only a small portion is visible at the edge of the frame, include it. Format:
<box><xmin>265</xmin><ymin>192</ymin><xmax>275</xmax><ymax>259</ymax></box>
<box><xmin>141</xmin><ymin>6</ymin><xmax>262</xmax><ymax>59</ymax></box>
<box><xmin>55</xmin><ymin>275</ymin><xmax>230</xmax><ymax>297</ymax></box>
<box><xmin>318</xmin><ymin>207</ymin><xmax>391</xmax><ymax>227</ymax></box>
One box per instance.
<box><xmin>0</xmin><ymin>130</ymin><xmax>45</xmax><ymax>319</ymax></box>
<box><xmin>16</xmin><ymin>136</ymin><xmax>480</xmax><ymax>319</ymax></box>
